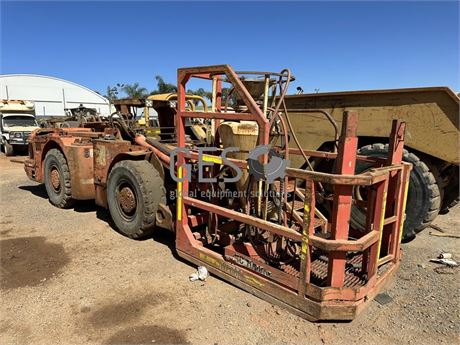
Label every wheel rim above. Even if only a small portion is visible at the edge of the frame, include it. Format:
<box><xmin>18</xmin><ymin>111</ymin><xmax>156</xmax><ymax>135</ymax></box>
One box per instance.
<box><xmin>50</xmin><ymin>166</ymin><xmax>61</xmax><ymax>192</ymax></box>
<box><xmin>116</xmin><ymin>181</ymin><xmax>137</xmax><ymax>220</ymax></box>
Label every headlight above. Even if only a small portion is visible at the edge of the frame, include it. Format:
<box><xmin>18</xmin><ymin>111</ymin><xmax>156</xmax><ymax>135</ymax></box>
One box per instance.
<box><xmin>10</xmin><ymin>132</ymin><xmax>23</xmax><ymax>138</ymax></box>
<box><xmin>10</xmin><ymin>132</ymin><xmax>22</xmax><ymax>140</ymax></box>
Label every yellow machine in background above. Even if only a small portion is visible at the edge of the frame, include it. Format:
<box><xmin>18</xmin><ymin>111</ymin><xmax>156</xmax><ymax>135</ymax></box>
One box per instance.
<box><xmin>143</xmin><ymin>93</ymin><xmax>208</xmax><ymax>136</ymax></box>
<box><xmin>112</xmin><ymin>93</ymin><xmax>209</xmax><ymax>139</ymax></box>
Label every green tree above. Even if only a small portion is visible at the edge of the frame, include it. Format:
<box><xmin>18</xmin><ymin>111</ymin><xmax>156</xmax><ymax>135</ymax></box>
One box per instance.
<box><xmin>149</xmin><ymin>75</ymin><xmax>216</xmax><ymax>105</ymax></box>
<box><xmin>105</xmin><ymin>84</ymin><xmax>123</xmax><ymax>101</ymax></box>
<box><xmin>121</xmin><ymin>83</ymin><xmax>148</xmax><ymax>98</ymax></box>
<box><xmin>151</xmin><ymin>76</ymin><xmax>177</xmax><ymax>94</ymax></box>
<box><xmin>189</xmin><ymin>87</ymin><xmax>212</xmax><ymax>101</ymax></box>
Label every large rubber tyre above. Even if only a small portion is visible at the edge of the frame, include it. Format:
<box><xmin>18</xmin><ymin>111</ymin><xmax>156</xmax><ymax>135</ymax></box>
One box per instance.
<box><xmin>439</xmin><ymin>168</ymin><xmax>459</xmax><ymax>214</ymax></box>
<box><xmin>44</xmin><ymin>149</ymin><xmax>75</xmax><ymax>208</ymax></box>
<box><xmin>4</xmin><ymin>143</ymin><xmax>14</xmax><ymax>156</ymax></box>
<box><xmin>351</xmin><ymin>144</ymin><xmax>441</xmax><ymax>242</ymax></box>
<box><xmin>107</xmin><ymin>160</ymin><xmax>165</xmax><ymax>239</ymax></box>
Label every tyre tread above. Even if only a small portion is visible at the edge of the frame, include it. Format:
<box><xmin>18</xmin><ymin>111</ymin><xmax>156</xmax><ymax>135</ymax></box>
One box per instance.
<box><xmin>358</xmin><ymin>144</ymin><xmax>441</xmax><ymax>237</ymax></box>
<box><xmin>44</xmin><ymin>148</ymin><xmax>74</xmax><ymax>208</ymax></box>
<box><xmin>108</xmin><ymin>160</ymin><xmax>164</xmax><ymax>239</ymax></box>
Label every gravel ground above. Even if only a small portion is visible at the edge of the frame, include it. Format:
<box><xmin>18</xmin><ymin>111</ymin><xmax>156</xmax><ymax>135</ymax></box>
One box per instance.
<box><xmin>1</xmin><ymin>154</ymin><xmax>459</xmax><ymax>345</ymax></box>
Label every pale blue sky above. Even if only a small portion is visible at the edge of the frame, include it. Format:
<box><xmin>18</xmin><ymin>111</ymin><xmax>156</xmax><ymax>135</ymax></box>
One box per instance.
<box><xmin>1</xmin><ymin>1</ymin><xmax>459</xmax><ymax>95</ymax></box>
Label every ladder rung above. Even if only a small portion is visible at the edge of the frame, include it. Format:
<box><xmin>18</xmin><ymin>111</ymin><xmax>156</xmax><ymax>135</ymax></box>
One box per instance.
<box><xmin>383</xmin><ymin>216</ymin><xmax>397</xmax><ymax>225</ymax></box>
<box><xmin>378</xmin><ymin>254</ymin><xmax>394</xmax><ymax>266</ymax></box>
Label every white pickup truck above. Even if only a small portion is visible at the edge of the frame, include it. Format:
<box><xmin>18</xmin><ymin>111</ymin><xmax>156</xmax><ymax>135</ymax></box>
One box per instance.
<box><xmin>0</xmin><ymin>100</ymin><xmax>39</xmax><ymax>156</ymax></box>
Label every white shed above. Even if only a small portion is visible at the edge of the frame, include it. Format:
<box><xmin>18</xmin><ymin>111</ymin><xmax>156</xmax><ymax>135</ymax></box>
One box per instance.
<box><xmin>0</xmin><ymin>74</ymin><xmax>111</xmax><ymax>117</ymax></box>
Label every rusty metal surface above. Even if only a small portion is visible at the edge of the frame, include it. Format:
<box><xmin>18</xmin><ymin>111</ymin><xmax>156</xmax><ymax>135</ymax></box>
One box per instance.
<box><xmin>25</xmin><ymin>128</ymin><xmax>98</xmax><ymax>200</ymax></box>
<box><xmin>118</xmin><ymin>186</ymin><xmax>136</xmax><ymax>214</ymax></box>
<box><xmin>93</xmin><ymin>139</ymin><xmax>150</xmax><ymax>188</ymax></box>
<box><xmin>50</xmin><ymin>168</ymin><xmax>60</xmax><ymax>191</ymax></box>
<box><xmin>24</xmin><ymin>64</ymin><xmax>412</xmax><ymax>322</ymax></box>
<box><xmin>25</xmin><ymin>127</ymin><xmax>151</xmax><ymax>202</ymax></box>
<box><xmin>310</xmin><ymin>253</ymin><xmax>366</xmax><ymax>288</ymax></box>
<box><xmin>172</xmin><ymin>65</ymin><xmax>410</xmax><ymax>321</ymax></box>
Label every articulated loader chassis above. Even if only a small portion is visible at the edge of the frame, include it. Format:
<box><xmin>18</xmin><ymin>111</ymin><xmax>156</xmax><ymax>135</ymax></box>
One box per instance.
<box><xmin>25</xmin><ymin>65</ymin><xmax>411</xmax><ymax>321</ymax></box>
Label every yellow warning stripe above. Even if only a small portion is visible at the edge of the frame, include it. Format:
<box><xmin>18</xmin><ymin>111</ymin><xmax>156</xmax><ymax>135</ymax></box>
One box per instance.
<box><xmin>177</xmin><ymin>166</ymin><xmax>183</xmax><ymax>221</ymax></box>
<box><xmin>301</xmin><ymin>237</ymin><xmax>309</xmax><ymax>255</ymax></box>
<box><xmin>399</xmin><ymin>178</ymin><xmax>410</xmax><ymax>243</ymax></box>
<box><xmin>245</xmin><ymin>276</ymin><xmax>264</xmax><ymax>287</ymax></box>
<box><xmin>202</xmin><ymin>154</ymin><xmax>223</xmax><ymax>165</ymax></box>
<box><xmin>301</xmin><ymin>203</ymin><xmax>310</xmax><ymax>255</ymax></box>
<box><xmin>376</xmin><ymin>190</ymin><xmax>388</xmax><ymax>261</ymax></box>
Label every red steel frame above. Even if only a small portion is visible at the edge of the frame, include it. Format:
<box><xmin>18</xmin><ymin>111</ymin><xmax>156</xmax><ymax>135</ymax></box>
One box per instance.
<box><xmin>173</xmin><ymin>65</ymin><xmax>411</xmax><ymax>320</ymax></box>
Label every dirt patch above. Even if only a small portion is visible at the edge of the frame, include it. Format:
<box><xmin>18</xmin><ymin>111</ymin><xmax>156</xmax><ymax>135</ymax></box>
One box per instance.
<box><xmin>0</xmin><ymin>229</ymin><xmax>13</xmax><ymax>236</ymax></box>
<box><xmin>86</xmin><ymin>293</ymin><xmax>167</xmax><ymax>328</ymax></box>
<box><xmin>0</xmin><ymin>236</ymin><xmax>70</xmax><ymax>290</ymax></box>
<box><xmin>104</xmin><ymin>325</ymin><xmax>189</xmax><ymax>345</ymax></box>
<box><xmin>1</xmin><ymin>155</ymin><xmax>459</xmax><ymax>345</ymax></box>
<box><xmin>0</xmin><ymin>320</ymin><xmax>32</xmax><ymax>345</ymax></box>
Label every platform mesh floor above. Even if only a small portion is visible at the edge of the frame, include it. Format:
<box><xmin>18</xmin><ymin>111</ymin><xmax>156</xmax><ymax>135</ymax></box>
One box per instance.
<box><xmin>281</xmin><ymin>252</ymin><xmax>367</xmax><ymax>288</ymax></box>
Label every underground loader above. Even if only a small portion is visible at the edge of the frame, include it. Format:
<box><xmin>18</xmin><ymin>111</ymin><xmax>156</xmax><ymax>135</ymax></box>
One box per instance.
<box><xmin>25</xmin><ymin>65</ymin><xmax>411</xmax><ymax>321</ymax></box>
